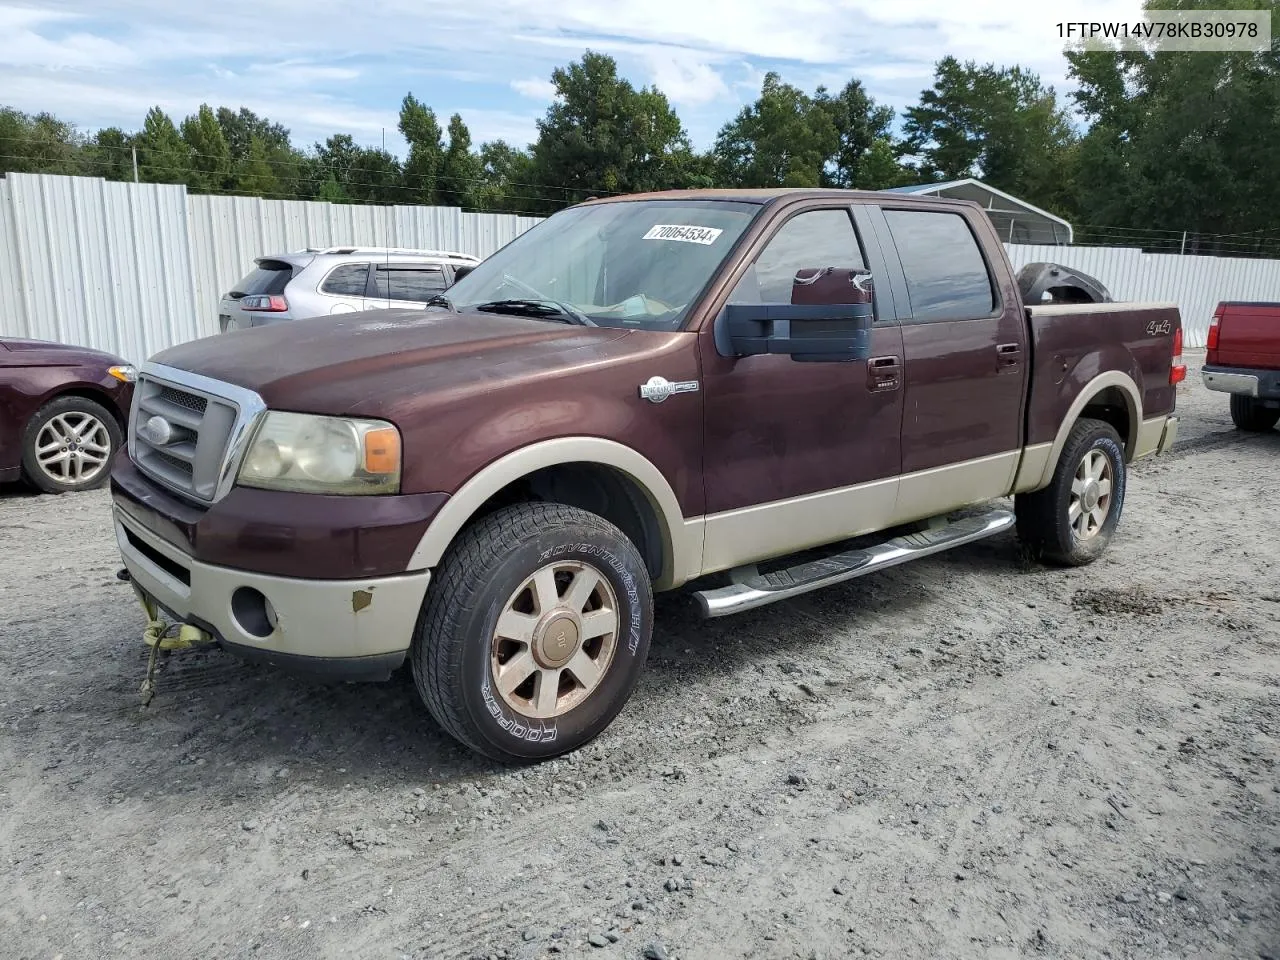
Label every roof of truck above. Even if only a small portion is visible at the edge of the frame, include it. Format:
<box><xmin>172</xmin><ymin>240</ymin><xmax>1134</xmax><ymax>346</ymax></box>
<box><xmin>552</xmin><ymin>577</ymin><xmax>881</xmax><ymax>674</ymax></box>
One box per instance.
<box><xmin>579</xmin><ymin>187</ymin><xmax>976</xmax><ymax>207</ymax></box>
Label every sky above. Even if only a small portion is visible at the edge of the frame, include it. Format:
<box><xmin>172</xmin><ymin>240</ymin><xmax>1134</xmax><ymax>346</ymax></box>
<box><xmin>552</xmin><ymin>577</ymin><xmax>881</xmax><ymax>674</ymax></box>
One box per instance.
<box><xmin>3</xmin><ymin>0</ymin><xmax>1148</xmax><ymax>157</ymax></box>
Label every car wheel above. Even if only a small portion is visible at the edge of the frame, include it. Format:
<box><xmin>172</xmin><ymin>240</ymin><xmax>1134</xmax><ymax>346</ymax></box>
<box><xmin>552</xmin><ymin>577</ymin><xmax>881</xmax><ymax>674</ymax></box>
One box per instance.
<box><xmin>1229</xmin><ymin>394</ymin><xmax>1280</xmax><ymax>433</ymax></box>
<box><xmin>1015</xmin><ymin>417</ymin><xmax>1127</xmax><ymax>567</ymax></box>
<box><xmin>411</xmin><ymin>502</ymin><xmax>653</xmax><ymax>764</ymax></box>
<box><xmin>20</xmin><ymin>396</ymin><xmax>122</xmax><ymax>494</ymax></box>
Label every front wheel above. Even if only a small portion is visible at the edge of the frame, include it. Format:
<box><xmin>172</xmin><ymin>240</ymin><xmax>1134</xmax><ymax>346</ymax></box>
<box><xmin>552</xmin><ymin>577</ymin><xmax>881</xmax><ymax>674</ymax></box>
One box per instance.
<box><xmin>21</xmin><ymin>395</ymin><xmax>122</xmax><ymax>494</ymax></box>
<box><xmin>1015</xmin><ymin>418</ymin><xmax>1127</xmax><ymax>566</ymax></box>
<box><xmin>412</xmin><ymin>502</ymin><xmax>653</xmax><ymax>763</ymax></box>
<box><xmin>1229</xmin><ymin>394</ymin><xmax>1280</xmax><ymax>433</ymax></box>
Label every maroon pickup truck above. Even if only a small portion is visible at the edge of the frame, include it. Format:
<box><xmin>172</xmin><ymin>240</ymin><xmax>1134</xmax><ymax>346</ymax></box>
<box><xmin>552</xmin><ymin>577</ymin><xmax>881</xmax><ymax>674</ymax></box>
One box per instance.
<box><xmin>1203</xmin><ymin>301</ymin><xmax>1280</xmax><ymax>432</ymax></box>
<box><xmin>110</xmin><ymin>189</ymin><xmax>1182</xmax><ymax>762</ymax></box>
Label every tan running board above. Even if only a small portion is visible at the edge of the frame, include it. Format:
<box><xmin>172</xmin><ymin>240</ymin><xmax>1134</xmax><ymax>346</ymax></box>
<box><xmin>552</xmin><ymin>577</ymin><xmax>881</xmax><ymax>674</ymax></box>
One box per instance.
<box><xmin>693</xmin><ymin>508</ymin><xmax>1016</xmax><ymax>618</ymax></box>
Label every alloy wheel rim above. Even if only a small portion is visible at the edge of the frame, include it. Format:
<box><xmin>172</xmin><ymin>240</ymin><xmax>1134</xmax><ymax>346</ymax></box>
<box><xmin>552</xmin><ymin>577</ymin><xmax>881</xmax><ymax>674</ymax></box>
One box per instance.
<box><xmin>490</xmin><ymin>559</ymin><xmax>619</xmax><ymax>720</ymax></box>
<box><xmin>35</xmin><ymin>413</ymin><xmax>112</xmax><ymax>485</ymax></box>
<box><xmin>1069</xmin><ymin>449</ymin><xmax>1112</xmax><ymax>540</ymax></box>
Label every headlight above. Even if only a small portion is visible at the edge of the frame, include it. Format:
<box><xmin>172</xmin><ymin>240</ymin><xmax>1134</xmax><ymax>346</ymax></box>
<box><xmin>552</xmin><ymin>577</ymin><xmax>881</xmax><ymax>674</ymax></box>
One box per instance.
<box><xmin>238</xmin><ymin>412</ymin><xmax>401</xmax><ymax>495</ymax></box>
<box><xmin>108</xmin><ymin>364</ymin><xmax>138</xmax><ymax>383</ymax></box>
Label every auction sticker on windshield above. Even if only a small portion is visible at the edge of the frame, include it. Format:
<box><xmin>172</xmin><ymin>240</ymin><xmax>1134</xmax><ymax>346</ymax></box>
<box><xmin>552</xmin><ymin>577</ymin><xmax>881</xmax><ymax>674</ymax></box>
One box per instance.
<box><xmin>643</xmin><ymin>224</ymin><xmax>723</xmax><ymax>245</ymax></box>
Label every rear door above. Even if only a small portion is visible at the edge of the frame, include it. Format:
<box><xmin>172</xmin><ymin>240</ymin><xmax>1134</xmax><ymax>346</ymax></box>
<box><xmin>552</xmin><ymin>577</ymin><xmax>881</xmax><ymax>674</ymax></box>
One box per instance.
<box><xmin>363</xmin><ymin>262</ymin><xmax>451</xmax><ymax>311</ymax></box>
<box><xmin>317</xmin><ymin>262</ymin><xmax>372</xmax><ymax>315</ymax></box>
<box><xmin>871</xmin><ymin>203</ymin><xmax>1029</xmax><ymax>516</ymax></box>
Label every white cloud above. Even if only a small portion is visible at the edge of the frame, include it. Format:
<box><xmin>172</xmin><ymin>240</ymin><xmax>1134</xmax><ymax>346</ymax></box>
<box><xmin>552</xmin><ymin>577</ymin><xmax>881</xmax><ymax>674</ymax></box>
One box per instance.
<box><xmin>0</xmin><ymin>0</ymin><xmax>1152</xmax><ymax>154</ymax></box>
<box><xmin>510</xmin><ymin>77</ymin><xmax>556</xmax><ymax>101</ymax></box>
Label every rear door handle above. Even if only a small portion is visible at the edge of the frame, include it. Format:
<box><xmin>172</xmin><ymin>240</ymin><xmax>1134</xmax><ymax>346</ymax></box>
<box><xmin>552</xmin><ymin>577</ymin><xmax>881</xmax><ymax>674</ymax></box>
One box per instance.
<box><xmin>867</xmin><ymin>355</ymin><xmax>901</xmax><ymax>392</ymax></box>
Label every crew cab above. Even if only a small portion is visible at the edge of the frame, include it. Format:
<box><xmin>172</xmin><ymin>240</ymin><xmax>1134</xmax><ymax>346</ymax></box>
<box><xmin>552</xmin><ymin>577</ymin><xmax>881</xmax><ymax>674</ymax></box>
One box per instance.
<box><xmin>1202</xmin><ymin>301</ymin><xmax>1280</xmax><ymax>432</ymax></box>
<box><xmin>109</xmin><ymin>189</ymin><xmax>1183</xmax><ymax>763</ymax></box>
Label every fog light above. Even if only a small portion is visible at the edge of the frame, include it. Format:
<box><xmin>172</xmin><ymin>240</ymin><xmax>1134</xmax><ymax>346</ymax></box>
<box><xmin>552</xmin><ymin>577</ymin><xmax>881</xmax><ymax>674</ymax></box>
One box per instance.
<box><xmin>231</xmin><ymin>586</ymin><xmax>276</xmax><ymax>639</ymax></box>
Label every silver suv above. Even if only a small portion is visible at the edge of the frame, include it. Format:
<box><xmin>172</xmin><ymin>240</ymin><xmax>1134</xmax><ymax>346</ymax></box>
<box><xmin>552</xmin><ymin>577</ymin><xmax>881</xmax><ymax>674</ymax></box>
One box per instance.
<box><xmin>218</xmin><ymin>246</ymin><xmax>482</xmax><ymax>332</ymax></box>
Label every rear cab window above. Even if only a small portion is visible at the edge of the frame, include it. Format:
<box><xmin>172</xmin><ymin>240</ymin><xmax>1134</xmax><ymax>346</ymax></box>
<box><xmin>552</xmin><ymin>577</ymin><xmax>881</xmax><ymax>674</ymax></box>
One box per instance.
<box><xmin>882</xmin><ymin>210</ymin><xmax>995</xmax><ymax>322</ymax></box>
<box><xmin>230</xmin><ymin>259</ymin><xmax>294</xmax><ymax>298</ymax></box>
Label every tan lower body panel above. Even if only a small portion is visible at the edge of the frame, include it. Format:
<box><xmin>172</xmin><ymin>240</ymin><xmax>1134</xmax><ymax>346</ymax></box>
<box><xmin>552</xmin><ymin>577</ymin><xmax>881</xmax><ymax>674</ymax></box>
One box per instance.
<box><xmin>698</xmin><ymin>451</ymin><xmax>1020</xmax><ymax>577</ymax></box>
<box><xmin>1134</xmin><ymin>415</ymin><xmax>1171</xmax><ymax>460</ymax></box>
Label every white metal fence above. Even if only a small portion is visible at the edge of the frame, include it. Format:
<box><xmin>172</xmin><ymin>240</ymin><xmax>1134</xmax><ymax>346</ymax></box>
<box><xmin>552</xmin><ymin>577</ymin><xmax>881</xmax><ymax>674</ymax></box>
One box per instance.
<box><xmin>3</xmin><ymin>172</ymin><xmax>1277</xmax><ymax>360</ymax></box>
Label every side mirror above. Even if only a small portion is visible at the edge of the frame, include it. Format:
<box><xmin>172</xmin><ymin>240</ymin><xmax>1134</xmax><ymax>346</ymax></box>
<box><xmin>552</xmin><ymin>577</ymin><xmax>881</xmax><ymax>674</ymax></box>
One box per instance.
<box><xmin>715</xmin><ymin>267</ymin><xmax>874</xmax><ymax>362</ymax></box>
<box><xmin>450</xmin><ymin>265</ymin><xmax>475</xmax><ymax>285</ymax></box>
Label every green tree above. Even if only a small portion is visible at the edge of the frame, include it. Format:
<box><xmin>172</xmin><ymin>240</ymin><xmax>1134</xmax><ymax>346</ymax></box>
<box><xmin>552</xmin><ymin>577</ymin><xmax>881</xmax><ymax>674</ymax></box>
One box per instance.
<box><xmin>438</xmin><ymin>113</ymin><xmax>482</xmax><ymax>208</ymax></box>
<box><xmin>136</xmin><ymin>106</ymin><xmax>190</xmax><ymax>184</ymax></box>
<box><xmin>712</xmin><ymin>72</ymin><xmax>839</xmax><ymax>188</ymax></box>
<box><xmin>902</xmin><ymin>57</ymin><xmax>1079</xmax><ymax>216</ymax></box>
<box><xmin>859</xmin><ymin>137</ymin><xmax>912</xmax><ymax>190</ymax></box>
<box><xmin>468</xmin><ymin>140</ymin><xmax>536</xmax><ymax>212</ymax></box>
<box><xmin>234</xmin><ymin>136</ymin><xmax>281</xmax><ymax>196</ymax></box>
<box><xmin>813</xmin><ymin>79</ymin><xmax>895</xmax><ymax>188</ymax></box>
<box><xmin>86</xmin><ymin>126</ymin><xmax>136</xmax><ymax>181</ymax></box>
<box><xmin>215</xmin><ymin>106</ymin><xmax>304</xmax><ymax>198</ymax></box>
<box><xmin>399</xmin><ymin>93</ymin><xmax>444</xmax><ymax>203</ymax></box>
<box><xmin>529</xmin><ymin>51</ymin><xmax>694</xmax><ymax>209</ymax></box>
<box><xmin>0</xmin><ymin>108</ymin><xmax>83</xmax><ymax>175</ymax></box>
<box><xmin>180</xmin><ymin>103</ymin><xmax>231</xmax><ymax>193</ymax></box>
<box><xmin>312</xmin><ymin>134</ymin><xmax>403</xmax><ymax>203</ymax></box>
<box><xmin>1067</xmin><ymin>0</ymin><xmax>1280</xmax><ymax>251</ymax></box>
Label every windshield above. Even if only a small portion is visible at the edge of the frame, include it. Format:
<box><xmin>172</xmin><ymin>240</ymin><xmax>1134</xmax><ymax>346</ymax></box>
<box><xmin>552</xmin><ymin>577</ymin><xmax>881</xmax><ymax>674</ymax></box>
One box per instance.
<box><xmin>444</xmin><ymin>199</ymin><xmax>761</xmax><ymax>330</ymax></box>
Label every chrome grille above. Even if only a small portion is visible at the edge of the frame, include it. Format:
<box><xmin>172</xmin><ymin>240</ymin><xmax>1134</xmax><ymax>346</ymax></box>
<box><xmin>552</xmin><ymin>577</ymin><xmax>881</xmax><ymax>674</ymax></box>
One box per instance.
<box><xmin>129</xmin><ymin>365</ymin><xmax>266</xmax><ymax>503</ymax></box>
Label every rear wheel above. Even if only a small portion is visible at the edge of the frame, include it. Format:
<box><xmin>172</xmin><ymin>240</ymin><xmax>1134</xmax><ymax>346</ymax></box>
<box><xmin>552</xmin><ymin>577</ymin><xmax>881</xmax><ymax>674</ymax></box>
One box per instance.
<box><xmin>1229</xmin><ymin>394</ymin><xmax>1280</xmax><ymax>432</ymax></box>
<box><xmin>20</xmin><ymin>396</ymin><xmax>121</xmax><ymax>494</ymax></box>
<box><xmin>411</xmin><ymin>502</ymin><xmax>653</xmax><ymax>763</ymax></box>
<box><xmin>1015</xmin><ymin>418</ymin><xmax>1127</xmax><ymax>566</ymax></box>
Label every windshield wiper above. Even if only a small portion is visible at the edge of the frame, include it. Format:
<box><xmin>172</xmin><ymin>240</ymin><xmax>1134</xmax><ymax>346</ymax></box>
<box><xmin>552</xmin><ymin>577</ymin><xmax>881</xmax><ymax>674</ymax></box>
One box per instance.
<box><xmin>425</xmin><ymin>293</ymin><xmax>455</xmax><ymax>311</ymax></box>
<box><xmin>472</xmin><ymin>299</ymin><xmax>595</xmax><ymax>326</ymax></box>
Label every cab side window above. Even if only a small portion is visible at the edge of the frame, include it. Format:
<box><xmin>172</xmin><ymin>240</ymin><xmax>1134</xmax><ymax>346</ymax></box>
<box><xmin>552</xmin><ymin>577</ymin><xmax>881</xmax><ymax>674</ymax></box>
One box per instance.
<box><xmin>731</xmin><ymin>209</ymin><xmax>867</xmax><ymax>305</ymax></box>
<box><xmin>882</xmin><ymin>210</ymin><xmax>995</xmax><ymax>322</ymax></box>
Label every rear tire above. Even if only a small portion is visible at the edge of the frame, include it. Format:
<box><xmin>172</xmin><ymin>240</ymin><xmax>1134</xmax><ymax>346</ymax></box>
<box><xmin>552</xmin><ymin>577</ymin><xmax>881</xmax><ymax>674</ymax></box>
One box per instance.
<box><xmin>411</xmin><ymin>502</ymin><xmax>653</xmax><ymax>764</ymax></box>
<box><xmin>1229</xmin><ymin>394</ymin><xmax>1280</xmax><ymax>432</ymax></box>
<box><xmin>1015</xmin><ymin>418</ymin><xmax>1127</xmax><ymax>567</ymax></box>
<box><xmin>20</xmin><ymin>395</ymin><xmax>121</xmax><ymax>495</ymax></box>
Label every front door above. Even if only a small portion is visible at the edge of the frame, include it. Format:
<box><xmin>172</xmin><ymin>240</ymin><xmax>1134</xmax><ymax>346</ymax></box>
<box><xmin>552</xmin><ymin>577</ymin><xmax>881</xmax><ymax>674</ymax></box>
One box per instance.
<box><xmin>698</xmin><ymin>204</ymin><xmax>905</xmax><ymax>573</ymax></box>
<box><xmin>363</xmin><ymin>262</ymin><xmax>451</xmax><ymax>311</ymax></box>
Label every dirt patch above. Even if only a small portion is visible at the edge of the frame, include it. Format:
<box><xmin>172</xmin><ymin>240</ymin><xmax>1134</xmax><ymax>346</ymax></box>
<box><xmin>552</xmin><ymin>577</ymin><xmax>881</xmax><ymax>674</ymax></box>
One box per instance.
<box><xmin>1072</xmin><ymin>586</ymin><xmax>1167</xmax><ymax>617</ymax></box>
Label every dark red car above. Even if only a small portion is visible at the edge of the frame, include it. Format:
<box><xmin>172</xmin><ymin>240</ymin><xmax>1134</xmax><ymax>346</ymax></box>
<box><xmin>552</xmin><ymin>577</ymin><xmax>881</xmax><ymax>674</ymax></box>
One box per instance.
<box><xmin>1203</xmin><ymin>301</ymin><xmax>1280</xmax><ymax>432</ymax></box>
<box><xmin>1</xmin><ymin>337</ymin><xmax>136</xmax><ymax>494</ymax></box>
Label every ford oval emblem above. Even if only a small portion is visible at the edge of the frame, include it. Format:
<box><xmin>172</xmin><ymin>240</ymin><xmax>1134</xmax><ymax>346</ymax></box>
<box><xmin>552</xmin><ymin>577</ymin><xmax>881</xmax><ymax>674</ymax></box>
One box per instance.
<box><xmin>143</xmin><ymin>415</ymin><xmax>174</xmax><ymax>446</ymax></box>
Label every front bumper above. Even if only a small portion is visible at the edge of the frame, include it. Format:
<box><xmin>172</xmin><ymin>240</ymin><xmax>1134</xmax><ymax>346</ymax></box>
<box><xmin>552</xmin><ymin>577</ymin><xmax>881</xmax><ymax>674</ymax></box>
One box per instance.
<box><xmin>1202</xmin><ymin>364</ymin><xmax>1280</xmax><ymax>400</ymax></box>
<box><xmin>115</xmin><ymin>505</ymin><xmax>430</xmax><ymax>681</ymax></box>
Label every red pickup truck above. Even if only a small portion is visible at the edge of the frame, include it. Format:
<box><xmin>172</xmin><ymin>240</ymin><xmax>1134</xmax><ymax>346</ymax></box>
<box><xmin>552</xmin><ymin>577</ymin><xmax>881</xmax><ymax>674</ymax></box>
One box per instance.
<box><xmin>110</xmin><ymin>188</ymin><xmax>1183</xmax><ymax>762</ymax></box>
<box><xmin>1203</xmin><ymin>301</ymin><xmax>1280</xmax><ymax>432</ymax></box>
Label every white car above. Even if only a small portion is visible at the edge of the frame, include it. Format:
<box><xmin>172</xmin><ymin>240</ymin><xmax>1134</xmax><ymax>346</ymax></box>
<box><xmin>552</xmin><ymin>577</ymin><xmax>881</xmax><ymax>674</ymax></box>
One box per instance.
<box><xmin>218</xmin><ymin>246</ymin><xmax>481</xmax><ymax>332</ymax></box>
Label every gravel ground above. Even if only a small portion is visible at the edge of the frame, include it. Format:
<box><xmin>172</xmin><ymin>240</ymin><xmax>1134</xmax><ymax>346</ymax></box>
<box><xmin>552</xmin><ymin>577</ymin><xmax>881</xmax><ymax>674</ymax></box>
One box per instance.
<box><xmin>2</xmin><ymin>352</ymin><xmax>1278</xmax><ymax>960</ymax></box>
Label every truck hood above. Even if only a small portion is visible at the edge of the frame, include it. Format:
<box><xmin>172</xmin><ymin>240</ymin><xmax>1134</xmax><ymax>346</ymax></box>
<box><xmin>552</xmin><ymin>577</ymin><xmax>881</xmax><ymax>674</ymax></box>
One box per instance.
<box><xmin>149</xmin><ymin>309</ymin><xmax>633</xmax><ymax>418</ymax></box>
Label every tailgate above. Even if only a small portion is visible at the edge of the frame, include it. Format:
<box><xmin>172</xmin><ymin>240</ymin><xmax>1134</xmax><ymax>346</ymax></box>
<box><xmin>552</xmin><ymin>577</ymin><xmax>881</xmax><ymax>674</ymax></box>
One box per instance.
<box><xmin>1217</xmin><ymin>303</ymin><xmax>1280</xmax><ymax>369</ymax></box>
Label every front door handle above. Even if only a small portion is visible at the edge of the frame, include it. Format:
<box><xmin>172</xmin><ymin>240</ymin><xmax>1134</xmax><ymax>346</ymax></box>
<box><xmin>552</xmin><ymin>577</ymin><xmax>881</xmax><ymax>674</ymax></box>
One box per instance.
<box><xmin>996</xmin><ymin>342</ymin><xmax>1022</xmax><ymax>372</ymax></box>
<box><xmin>867</xmin><ymin>355</ymin><xmax>902</xmax><ymax>392</ymax></box>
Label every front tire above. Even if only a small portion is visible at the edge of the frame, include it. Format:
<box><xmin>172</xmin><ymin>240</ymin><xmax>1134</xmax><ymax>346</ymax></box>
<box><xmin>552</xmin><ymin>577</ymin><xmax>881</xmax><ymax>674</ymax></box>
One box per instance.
<box><xmin>20</xmin><ymin>395</ymin><xmax>121</xmax><ymax>494</ymax></box>
<box><xmin>1229</xmin><ymin>394</ymin><xmax>1280</xmax><ymax>432</ymax></box>
<box><xmin>1015</xmin><ymin>418</ymin><xmax>1127</xmax><ymax>566</ymax></box>
<box><xmin>412</xmin><ymin>502</ymin><xmax>653</xmax><ymax>763</ymax></box>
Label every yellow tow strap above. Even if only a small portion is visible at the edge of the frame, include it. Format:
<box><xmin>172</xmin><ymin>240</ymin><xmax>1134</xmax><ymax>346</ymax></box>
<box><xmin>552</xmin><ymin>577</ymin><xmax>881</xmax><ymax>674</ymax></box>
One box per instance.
<box><xmin>137</xmin><ymin>594</ymin><xmax>215</xmax><ymax>706</ymax></box>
